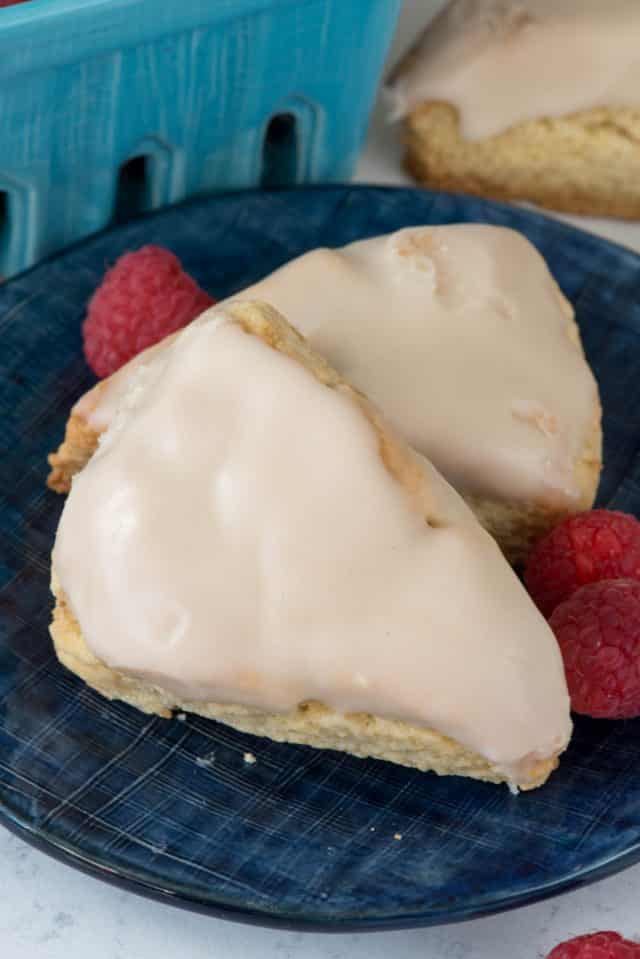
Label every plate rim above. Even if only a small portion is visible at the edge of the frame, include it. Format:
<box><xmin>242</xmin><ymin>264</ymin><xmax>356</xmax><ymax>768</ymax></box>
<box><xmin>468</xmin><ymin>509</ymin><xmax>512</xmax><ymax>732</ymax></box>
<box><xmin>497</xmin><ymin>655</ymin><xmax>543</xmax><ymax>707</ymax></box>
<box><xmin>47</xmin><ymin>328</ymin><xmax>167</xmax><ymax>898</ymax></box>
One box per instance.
<box><xmin>3</xmin><ymin>801</ymin><xmax>640</xmax><ymax>933</ymax></box>
<box><xmin>4</xmin><ymin>183</ymin><xmax>640</xmax><ymax>292</ymax></box>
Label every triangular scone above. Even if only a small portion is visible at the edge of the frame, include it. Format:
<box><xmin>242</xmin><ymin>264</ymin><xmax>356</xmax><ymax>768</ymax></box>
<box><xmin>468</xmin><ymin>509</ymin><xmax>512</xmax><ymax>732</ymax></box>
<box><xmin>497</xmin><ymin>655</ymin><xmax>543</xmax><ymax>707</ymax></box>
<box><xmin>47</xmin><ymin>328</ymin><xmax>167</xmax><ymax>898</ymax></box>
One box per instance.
<box><xmin>51</xmin><ymin>301</ymin><xmax>571</xmax><ymax>791</ymax></box>
<box><xmin>48</xmin><ymin>225</ymin><xmax>601</xmax><ymax>564</ymax></box>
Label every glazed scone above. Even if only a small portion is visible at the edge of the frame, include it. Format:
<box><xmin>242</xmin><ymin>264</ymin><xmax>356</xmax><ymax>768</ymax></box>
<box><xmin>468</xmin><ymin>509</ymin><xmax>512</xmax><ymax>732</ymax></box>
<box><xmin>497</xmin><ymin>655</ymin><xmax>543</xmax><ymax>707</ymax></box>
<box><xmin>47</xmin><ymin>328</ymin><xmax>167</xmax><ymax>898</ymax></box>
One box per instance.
<box><xmin>50</xmin><ymin>300</ymin><xmax>572</xmax><ymax>791</ymax></box>
<box><xmin>388</xmin><ymin>0</ymin><xmax>640</xmax><ymax>219</ymax></box>
<box><xmin>48</xmin><ymin>225</ymin><xmax>602</xmax><ymax>564</ymax></box>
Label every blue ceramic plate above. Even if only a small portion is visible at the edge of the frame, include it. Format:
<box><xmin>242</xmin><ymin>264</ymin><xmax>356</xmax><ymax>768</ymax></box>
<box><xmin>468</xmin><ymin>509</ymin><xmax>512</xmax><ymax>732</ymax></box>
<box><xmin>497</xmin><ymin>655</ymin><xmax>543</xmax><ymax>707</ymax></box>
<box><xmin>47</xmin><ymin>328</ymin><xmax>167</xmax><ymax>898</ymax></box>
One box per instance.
<box><xmin>1</xmin><ymin>187</ymin><xmax>640</xmax><ymax>932</ymax></box>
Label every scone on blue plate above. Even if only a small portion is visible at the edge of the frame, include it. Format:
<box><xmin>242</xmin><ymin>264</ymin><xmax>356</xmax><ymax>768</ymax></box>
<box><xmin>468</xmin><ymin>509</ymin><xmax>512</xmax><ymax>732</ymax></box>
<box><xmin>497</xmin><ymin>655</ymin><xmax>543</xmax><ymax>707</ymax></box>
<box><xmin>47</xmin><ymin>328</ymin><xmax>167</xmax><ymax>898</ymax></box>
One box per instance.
<box><xmin>50</xmin><ymin>300</ymin><xmax>572</xmax><ymax>791</ymax></box>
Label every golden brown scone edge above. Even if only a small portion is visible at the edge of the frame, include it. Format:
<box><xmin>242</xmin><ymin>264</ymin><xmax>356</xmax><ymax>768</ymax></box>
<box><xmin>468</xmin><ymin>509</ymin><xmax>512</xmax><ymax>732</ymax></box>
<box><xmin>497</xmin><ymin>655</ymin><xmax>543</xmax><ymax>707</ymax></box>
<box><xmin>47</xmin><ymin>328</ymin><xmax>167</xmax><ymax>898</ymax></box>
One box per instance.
<box><xmin>47</xmin><ymin>415</ymin><xmax>101</xmax><ymax>494</ymax></box>
<box><xmin>404</xmin><ymin>102</ymin><xmax>640</xmax><ymax>220</ymax></box>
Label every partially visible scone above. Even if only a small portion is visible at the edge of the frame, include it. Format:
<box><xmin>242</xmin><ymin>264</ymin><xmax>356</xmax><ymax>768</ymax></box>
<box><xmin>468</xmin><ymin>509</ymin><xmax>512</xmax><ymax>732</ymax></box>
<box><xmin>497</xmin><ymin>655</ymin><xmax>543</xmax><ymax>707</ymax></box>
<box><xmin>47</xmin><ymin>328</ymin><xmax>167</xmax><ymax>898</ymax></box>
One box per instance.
<box><xmin>389</xmin><ymin>0</ymin><xmax>640</xmax><ymax>218</ymax></box>
<box><xmin>402</xmin><ymin>103</ymin><xmax>640</xmax><ymax>220</ymax></box>
<box><xmin>50</xmin><ymin>300</ymin><xmax>573</xmax><ymax>791</ymax></box>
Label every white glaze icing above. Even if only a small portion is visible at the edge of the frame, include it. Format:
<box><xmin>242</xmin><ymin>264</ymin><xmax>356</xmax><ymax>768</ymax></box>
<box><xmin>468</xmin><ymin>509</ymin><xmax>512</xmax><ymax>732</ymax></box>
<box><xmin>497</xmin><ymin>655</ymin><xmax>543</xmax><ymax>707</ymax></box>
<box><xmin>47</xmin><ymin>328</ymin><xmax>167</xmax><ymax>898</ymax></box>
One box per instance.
<box><xmin>387</xmin><ymin>0</ymin><xmax>640</xmax><ymax>140</ymax></box>
<box><xmin>75</xmin><ymin>225</ymin><xmax>598</xmax><ymax>510</ymax></box>
<box><xmin>54</xmin><ymin>306</ymin><xmax>572</xmax><ymax>783</ymax></box>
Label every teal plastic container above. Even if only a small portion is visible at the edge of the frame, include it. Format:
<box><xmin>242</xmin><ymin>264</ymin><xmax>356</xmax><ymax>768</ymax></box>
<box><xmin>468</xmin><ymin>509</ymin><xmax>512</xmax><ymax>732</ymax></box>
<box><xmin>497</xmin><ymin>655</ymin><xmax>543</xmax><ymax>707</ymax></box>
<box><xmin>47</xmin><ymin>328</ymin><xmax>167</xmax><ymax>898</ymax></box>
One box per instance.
<box><xmin>0</xmin><ymin>0</ymin><xmax>401</xmax><ymax>278</ymax></box>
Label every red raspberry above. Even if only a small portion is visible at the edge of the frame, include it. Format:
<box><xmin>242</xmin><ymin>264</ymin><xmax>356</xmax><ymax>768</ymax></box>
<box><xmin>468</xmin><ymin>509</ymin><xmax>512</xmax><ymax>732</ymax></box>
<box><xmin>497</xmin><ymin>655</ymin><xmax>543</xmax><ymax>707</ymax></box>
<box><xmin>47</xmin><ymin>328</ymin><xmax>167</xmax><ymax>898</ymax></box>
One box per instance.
<box><xmin>550</xmin><ymin>579</ymin><xmax>640</xmax><ymax>719</ymax></box>
<box><xmin>525</xmin><ymin>510</ymin><xmax>640</xmax><ymax>617</ymax></box>
<box><xmin>82</xmin><ymin>246</ymin><xmax>214</xmax><ymax>377</ymax></box>
<box><xmin>547</xmin><ymin>931</ymin><xmax>640</xmax><ymax>959</ymax></box>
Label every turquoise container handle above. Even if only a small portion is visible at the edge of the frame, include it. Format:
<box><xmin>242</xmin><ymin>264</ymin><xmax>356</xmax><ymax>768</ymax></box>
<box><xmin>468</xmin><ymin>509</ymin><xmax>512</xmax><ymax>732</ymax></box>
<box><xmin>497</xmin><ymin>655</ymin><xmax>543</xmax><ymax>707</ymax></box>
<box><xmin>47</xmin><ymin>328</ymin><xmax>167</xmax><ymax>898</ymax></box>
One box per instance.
<box><xmin>0</xmin><ymin>0</ymin><xmax>402</xmax><ymax>278</ymax></box>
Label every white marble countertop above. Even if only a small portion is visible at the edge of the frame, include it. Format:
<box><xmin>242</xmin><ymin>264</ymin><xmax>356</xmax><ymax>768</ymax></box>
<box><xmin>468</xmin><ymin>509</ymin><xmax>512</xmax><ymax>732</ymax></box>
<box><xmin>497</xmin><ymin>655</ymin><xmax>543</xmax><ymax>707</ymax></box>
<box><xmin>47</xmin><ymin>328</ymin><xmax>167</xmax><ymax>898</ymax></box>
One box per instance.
<box><xmin>3</xmin><ymin>2</ymin><xmax>640</xmax><ymax>957</ymax></box>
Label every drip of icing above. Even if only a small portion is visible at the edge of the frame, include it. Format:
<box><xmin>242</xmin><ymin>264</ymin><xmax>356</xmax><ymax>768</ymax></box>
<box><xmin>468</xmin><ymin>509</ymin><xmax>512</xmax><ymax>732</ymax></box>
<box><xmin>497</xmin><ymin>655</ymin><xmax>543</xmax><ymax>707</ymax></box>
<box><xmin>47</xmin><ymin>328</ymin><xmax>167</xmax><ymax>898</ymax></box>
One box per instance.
<box><xmin>386</xmin><ymin>0</ymin><xmax>640</xmax><ymax>140</ymax></box>
<box><xmin>75</xmin><ymin>225</ymin><xmax>598</xmax><ymax>508</ymax></box>
<box><xmin>54</xmin><ymin>305</ymin><xmax>572</xmax><ymax>785</ymax></box>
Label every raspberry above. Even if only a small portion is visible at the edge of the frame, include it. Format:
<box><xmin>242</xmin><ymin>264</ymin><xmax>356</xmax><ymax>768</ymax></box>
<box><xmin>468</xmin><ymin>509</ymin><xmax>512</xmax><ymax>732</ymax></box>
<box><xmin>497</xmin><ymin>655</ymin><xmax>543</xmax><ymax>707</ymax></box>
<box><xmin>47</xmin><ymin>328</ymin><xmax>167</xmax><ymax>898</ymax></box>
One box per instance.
<box><xmin>550</xmin><ymin>579</ymin><xmax>640</xmax><ymax>719</ymax></box>
<box><xmin>82</xmin><ymin>246</ymin><xmax>214</xmax><ymax>377</ymax></box>
<box><xmin>525</xmin><ymin>510</ymin><xmax>640</xmax><ymax>617</ymax></box>
<box><xmin>547</xmin><ymin>931</ymin><xmax>640</xmax><ymax>959</ymax></box>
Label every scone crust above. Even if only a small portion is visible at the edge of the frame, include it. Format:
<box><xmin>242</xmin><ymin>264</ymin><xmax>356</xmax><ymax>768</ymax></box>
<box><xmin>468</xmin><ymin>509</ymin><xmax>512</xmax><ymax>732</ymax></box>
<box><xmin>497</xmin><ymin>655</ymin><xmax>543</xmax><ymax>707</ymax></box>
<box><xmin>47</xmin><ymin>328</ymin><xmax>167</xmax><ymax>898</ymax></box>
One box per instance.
<box><xmin>48</xmin><ymin>414</ymin><xmax>101</xmax><ymax>494</ymax></box>
<box><xmin>49</xmin><ymin>301</ymin><xmax>561</xmax><ymax>791</ymax></box>
<box><xmin>51</xmin><ymin>579</ymin><xmax>556</xmax><ymax>791</ymax></box>
<box><xmin>403</xmin><ymin>102</ymin><xmax>640</xmax><ymax>220</ymax></box>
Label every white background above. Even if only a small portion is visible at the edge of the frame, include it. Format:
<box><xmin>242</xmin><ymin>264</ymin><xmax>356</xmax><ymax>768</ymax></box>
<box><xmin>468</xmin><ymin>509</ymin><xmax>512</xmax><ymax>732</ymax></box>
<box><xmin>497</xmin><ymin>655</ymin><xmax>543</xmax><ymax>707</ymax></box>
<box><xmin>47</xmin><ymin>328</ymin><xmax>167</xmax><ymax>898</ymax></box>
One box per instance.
<box><xmin>2</xmin><ymin>2</ymin><xmax>640</xmax><ymax>956</ymax></box>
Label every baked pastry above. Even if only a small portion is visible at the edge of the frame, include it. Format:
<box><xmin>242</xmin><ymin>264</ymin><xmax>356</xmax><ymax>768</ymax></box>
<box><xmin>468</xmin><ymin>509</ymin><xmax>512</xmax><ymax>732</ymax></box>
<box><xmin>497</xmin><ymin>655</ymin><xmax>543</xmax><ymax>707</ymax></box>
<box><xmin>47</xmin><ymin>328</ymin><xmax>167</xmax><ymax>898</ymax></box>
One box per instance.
<box><xmin>49</xmin><ymin>224</ymin><xmax>601</xmax><ymax>564</ymax></box>
<box><xmin>51</xmin><ymin>300</ymin><xmax>572</xmax><ymax>790</ymax></box>
<box><xmin>387</xmin><ymin>0</ymin><xmax>640</xmax><ymax>219</ymax></box>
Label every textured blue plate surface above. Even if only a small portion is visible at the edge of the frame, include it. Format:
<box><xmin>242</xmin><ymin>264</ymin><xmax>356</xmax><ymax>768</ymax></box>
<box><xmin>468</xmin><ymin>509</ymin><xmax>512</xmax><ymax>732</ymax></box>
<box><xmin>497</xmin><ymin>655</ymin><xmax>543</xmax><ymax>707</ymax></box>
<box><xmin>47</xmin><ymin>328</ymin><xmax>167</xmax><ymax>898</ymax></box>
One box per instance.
<box><xmin>1</xmin><ymin>186</ymin><xmax>640</xmax><ymax>932</ymax></box>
